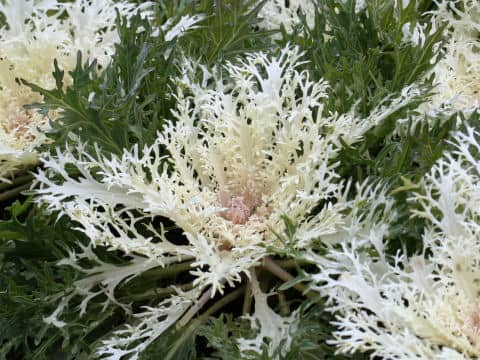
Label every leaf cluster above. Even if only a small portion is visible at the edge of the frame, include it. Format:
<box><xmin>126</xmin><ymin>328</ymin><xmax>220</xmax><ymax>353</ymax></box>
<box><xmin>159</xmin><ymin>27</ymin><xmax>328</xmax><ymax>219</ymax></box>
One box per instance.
<box><xmin>196</xmin><ymin>303</ymin><xmax>367</xmax><ymax>360</ymax></box>
<box><xmin>281</xmin><ymin>0</ymin><xmax>448</xmax><ymax>183</ymax></box>
<box><xmin>285</xmin><ymin>0</ymin><xmax>441</xmax><ymax>116</ymax></box>
<box><xmin>178</xmin><ymin>0</ymin><xmax>275</xmax><ymax>67</ymax></box>
<box><xmin>0</xmin><ymin>200</ymin><xmax>83</xmax><ymax>359</ymax></box>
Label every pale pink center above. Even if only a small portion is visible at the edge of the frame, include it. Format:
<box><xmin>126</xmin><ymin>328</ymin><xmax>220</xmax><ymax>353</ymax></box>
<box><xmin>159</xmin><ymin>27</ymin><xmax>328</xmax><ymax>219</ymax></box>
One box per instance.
<box><xmin>462</xmin><ymin>307</ymin><xmax>480</xmax><ymax>345</ymax></box>
<box><xmin>222</xmin><ymin>196</ymin><xmax>251</xmax><ymax>224</ymax></box>
<box><xmin>468</xmin><ymin>309</ymin><xmax>480</xmax><ymax>331</ymax></box>
<box><xmin>218</xmin><ymin>189</ymin><xmax>261</xmax><ymax>225</ymax></box>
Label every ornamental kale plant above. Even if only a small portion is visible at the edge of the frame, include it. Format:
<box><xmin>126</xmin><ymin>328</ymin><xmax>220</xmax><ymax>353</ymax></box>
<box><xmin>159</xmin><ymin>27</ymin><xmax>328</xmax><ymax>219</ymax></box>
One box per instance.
<box><xmin>310</xmin><ymin>126</ymin><xmax>480</xmax><ymax>359</ymax></box>
<box><xmin>34</xmin><ymin>47</ymin><xmax>376</xmax><ymax>359</ymax></box>
<box><xmin>1</xmin><ymin>0</ymin><xmax>480</xmax><ymax>359</ymax></box>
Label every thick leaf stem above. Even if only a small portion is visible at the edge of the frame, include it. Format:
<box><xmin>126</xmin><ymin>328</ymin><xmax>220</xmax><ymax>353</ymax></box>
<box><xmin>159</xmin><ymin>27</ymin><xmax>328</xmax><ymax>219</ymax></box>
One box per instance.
<box><xmin>177</xmin><ymin>279</ymin><xmax>225</xmax><ymax>328</ymax></box>
<box><xmin>0</xmin><ymin>183</ymin><xmax>31</xmax><ymax>203</ymax></box>
<box><xmin>242</xmin><ymin>279</ymin><xmax>252</xmax><ymax>315</ymax></box>
<box><xmin>0</xmin><ymin>174</ymin><xmax>34</xmax><ymax>191</ymax></box>
<box><xmin>165</xmin><ymin>286</ymin><xmax>245</xmax><ymax>360</ymax></box>
<box><xmin>262</xmin><ymin>256</ymin><xmax>316</xmax><ymax>300</ymax></box>
<box><xmin>140</xmin><ymin>259</ymin><xmax>194</xmax><ymax>280</ymax></box>
<box><xmin>119</xmin><ymin>282</ymin><xmax>194</xmax><ymax>302</ymax></box>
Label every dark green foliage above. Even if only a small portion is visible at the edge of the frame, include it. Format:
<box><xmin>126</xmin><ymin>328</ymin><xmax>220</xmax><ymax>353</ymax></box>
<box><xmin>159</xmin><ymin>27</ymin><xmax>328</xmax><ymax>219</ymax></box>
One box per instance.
<box><xmin>282</xmin><ymin>303</ymin><xmax>368</xmax><ymax>360</ymax></box>
<box><xmin>0</xmin><ymin>200</ymin><xmax>78</xmax><ymax>358</ymax></box>
<box><xmin>179</xmin><ymin>0</ymin><xmax>275</xmax><ymax>67</ymax></box>
<box><xmin>197</xmin><ymin>304</ymin><xmax>368</xmax><ymax>360</ymax></box>
<box><xmin>284</xmin><ymin>0</ymin><xmax>442</xmax><ymax>116</ymax></box>
<box><xmin>336</xmin><ymin>112</ymin><xmax>459</xmax><ymax>183</ymax></box>
<box><xmin>197</xmin><ymin>315</ymin><xmax>256</xmax><ymax>360</ymax></box>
